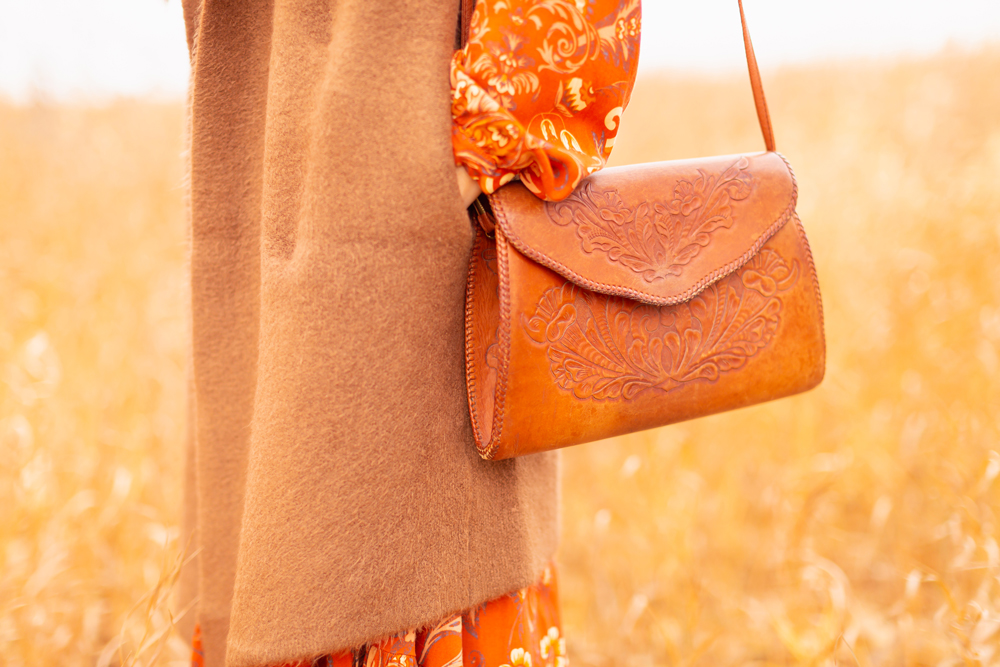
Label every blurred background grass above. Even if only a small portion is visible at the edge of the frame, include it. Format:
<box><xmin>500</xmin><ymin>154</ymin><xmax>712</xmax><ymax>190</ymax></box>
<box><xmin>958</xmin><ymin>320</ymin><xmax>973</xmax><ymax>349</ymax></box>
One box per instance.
<box><xmin>2</xmin><ymin>47</ymin><xmax>1000</xmax><ymax>665</ymax></box>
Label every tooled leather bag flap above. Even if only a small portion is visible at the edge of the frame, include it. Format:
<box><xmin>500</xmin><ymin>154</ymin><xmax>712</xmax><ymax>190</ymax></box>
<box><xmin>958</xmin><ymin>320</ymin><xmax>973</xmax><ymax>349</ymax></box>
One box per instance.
<box><xmin>488</xmin><ymin>151</ymin><xmax>797</xmax><ymax>306</ymax></box>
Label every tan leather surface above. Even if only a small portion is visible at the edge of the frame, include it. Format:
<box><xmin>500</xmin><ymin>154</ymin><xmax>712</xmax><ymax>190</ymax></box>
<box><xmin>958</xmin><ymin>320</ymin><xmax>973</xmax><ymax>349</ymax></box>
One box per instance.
<box><xmin>465</xmin><ymin>228</ymin><xmax>501</xmax><ymax>447</ymax></box>
<box><xmin>490</xmin><ymin>152</ymin><xmax>796</xmax><ymax>306</ymax></box>
<box><xmin>466</xmin><ymin>159</ymin><xmax>825</xmax><ymax>459</ymax></box>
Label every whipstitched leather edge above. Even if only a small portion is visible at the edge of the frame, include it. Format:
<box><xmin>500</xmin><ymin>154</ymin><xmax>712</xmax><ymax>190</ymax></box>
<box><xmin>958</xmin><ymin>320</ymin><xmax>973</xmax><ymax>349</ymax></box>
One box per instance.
<box><xmin>792</xmin><ymin>211</ymin><xmax>827</xmax><ymax>372</ymax></box>
<box><xmin>485</xmin><ymin>232</ymin><xmax>514</xmax><ymax>460</ymax></box>
<box><xmin>463</xmin><ymin>226</ymin><xmax>512</xmax><ymax>461</ymax></box>
<box><xmin>464</xmin><ymin>228</ymin><xmax>485</xmax><ymax>454</ymax></box>
<box><xmin>490</xmin><ymin>152</ymin><xmax>800</xmax><ymax>308</ymax></box>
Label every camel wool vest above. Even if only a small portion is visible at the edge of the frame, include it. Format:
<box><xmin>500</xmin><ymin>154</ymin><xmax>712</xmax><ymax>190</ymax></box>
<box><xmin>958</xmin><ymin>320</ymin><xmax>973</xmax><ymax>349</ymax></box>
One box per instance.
<box><xmin>174</xmin><ymin>1</ymin><xmax>560</xmax><ymax>666</ymax></box>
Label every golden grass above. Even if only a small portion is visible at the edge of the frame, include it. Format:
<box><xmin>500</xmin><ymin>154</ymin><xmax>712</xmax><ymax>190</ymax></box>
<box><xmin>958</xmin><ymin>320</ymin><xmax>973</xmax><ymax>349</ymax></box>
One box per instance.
<box><xmin>0</xmin><ymin>102</ymin><xmax>190</xmax><ymax>665</ymax></box>
<box><xmin>3</xmin><ymin>47</ymin><xmax>1000</xmax><ymax>665</ymax></box>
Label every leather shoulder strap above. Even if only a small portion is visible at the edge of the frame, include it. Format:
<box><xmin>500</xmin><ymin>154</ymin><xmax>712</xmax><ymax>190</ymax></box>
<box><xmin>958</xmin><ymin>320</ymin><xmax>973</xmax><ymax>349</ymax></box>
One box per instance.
<box><xmin>459</xmin><ymin>0</ymin><xmax>474</xmax><ymax>49</ymax></box>
<box><xmin>459</xmin><ymin>0</ymin><xmax>776</xmax><ymax>152</ymax></box>
<box><xmin>739</xmin><ymin>0</ymin><xmax>776</xmax><ymax>151</ymax></box>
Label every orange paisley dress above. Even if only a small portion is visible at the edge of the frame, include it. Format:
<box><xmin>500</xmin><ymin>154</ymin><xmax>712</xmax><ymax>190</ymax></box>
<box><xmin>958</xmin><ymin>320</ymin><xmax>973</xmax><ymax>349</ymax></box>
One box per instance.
<box><xmin>191</xmin><ymin>1</ymin><xmax>638</xmax><ymax>665</ymax></box>
<box><xmin>453</xmin><ymin>0</ymin><xmax>641</xmax><ymax>200</ymax></box>
<box><xmin>192</xmin><ymin>564</ymin><xmax>564</xmax><ymax>667</ymax></box>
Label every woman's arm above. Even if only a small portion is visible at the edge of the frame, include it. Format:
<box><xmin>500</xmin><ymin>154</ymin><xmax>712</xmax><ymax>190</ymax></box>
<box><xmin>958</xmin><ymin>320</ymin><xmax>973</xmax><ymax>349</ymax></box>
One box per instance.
<box><xmin>456</xmin><ymin>165</ymin><xmax>483</xmax><ymax>208</ymax></box>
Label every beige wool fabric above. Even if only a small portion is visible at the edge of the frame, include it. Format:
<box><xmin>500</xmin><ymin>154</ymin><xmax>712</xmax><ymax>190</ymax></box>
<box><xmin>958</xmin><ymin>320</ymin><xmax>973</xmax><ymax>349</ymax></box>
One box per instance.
<box><xmin>175</xmin><ymin>1</ymin><xmax>560</xmax><ymax>666</ymax></box>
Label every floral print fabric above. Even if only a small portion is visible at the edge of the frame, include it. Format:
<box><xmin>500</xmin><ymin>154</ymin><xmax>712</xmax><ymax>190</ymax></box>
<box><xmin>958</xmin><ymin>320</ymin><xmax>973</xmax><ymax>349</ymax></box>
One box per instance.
<box><xmin>452</xmin><ymin>0</ymin><xmax>641</xmax><ymax>201</ymax></box>
<box><xmin>191</xmin><ymin>564</ymin><xmax>564</xmax><ymax>667</ymax></box>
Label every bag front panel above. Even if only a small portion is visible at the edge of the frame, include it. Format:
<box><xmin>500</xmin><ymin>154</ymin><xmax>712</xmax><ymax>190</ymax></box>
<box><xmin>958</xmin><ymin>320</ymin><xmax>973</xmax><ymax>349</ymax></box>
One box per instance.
<box><xmin>487</xmin><ymin>215</ymin><xmax>825</xmax><ymax>459</ymax></box>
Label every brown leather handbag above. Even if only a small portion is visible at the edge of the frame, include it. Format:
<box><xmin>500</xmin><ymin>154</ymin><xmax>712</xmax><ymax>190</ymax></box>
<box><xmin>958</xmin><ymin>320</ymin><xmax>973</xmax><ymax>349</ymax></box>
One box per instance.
<box><xmin>464</xmin><ymin>0</ymin><xmax>826</xmax><ymax>460</ymax></box>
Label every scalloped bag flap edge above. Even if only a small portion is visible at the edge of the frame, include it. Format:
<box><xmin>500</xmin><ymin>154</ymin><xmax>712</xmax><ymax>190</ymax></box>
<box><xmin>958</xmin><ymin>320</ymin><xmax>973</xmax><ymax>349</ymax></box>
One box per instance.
<box><xmin>488</xmin><ymin>151</ymin><xmax>797</xmax><ymax>306</ymax></box>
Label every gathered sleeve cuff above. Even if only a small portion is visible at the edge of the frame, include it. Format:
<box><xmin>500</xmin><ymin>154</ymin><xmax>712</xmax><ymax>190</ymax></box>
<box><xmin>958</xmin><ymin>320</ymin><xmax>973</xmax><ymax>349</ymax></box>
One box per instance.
<box><xmin>451</xmin><ymin>0</ymin><xmax>641</xmax><ymax>202</ymax></box>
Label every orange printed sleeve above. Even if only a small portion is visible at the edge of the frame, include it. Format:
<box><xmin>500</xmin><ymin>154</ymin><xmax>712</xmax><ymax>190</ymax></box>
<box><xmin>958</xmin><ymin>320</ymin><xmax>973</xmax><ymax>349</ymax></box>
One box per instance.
<box><xmin>451</xmin><ymin>0</ymin><xmax>641</xmax><ymax>201</ymax></box>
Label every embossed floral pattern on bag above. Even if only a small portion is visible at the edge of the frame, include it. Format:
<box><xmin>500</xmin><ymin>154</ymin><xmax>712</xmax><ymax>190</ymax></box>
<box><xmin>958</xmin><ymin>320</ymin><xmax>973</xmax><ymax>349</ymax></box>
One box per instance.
<box><xmin>191</xmin><ymin>564</ymin><xmax>564</xmax><ymax>667</ymax></box>
<box><xmin>452</xmin><ymin>0</ymin><xmax>641</xmax><ymax>201</ymax></box>
<box><xmin>547</xmin><ymin>157</ymin><xmax>755</xmax><ymax>281</ymax></box>
<box><xmin>522</xmin><ymin>249</ymin><xmax>800</xmax><ymax>400</ymax></box>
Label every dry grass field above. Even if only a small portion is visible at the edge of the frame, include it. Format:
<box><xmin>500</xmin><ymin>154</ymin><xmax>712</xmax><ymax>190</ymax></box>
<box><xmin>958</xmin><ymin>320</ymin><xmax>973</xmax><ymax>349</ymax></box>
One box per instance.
<box><xmin>2</xmin><ymin>47</ymin><xmax>1000</xmax><ymax>666</ymax></box>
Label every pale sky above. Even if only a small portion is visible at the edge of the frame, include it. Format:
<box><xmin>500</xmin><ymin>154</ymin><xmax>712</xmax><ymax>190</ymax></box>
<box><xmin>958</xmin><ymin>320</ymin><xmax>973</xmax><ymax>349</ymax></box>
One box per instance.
<box><xmin>0</xmin><ymin>0</ymin><xmax>998</xmax><ymax>102</ymax></box>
